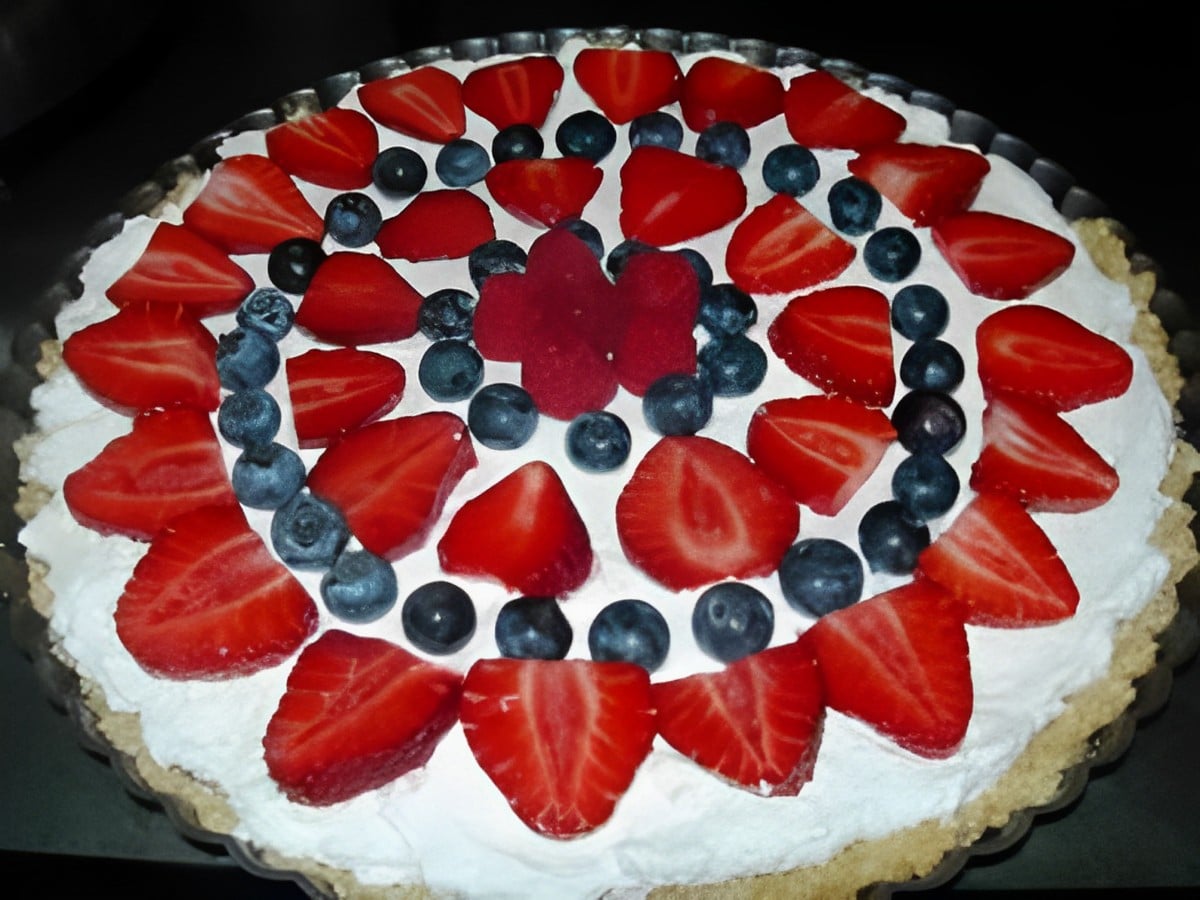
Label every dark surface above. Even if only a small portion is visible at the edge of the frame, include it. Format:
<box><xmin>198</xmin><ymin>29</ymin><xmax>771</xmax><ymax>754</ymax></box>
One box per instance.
<box><xmin>1</xmin><ymin>2</ymin><xmax>1198</xmax><ymax>896</ymax></box>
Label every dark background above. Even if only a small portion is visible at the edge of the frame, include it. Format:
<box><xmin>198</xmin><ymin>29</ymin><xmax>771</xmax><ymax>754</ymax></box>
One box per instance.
<box><xmin>1</xmin><ymin>1</ymin><xmax>1197</xmax><ymax>896</ymax></box>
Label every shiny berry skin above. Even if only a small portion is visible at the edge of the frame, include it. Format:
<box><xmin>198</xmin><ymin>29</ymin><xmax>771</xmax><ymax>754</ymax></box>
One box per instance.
<box><xmin>692</xmin><ymin>582</ymin><xmax>774</xmax><ymax>663</ymax></box>
<box><xmin>492</xmin><ymin>123</ymin><xmax>544</xmax><ymax>162</ymax></box>
<box><xmin>676</xmin><ymin>247</ymin><xmax>714</xmax><ymax>287</ymax></box>
<box><xmin>556</xmin><ymin>110</ymin><xmax>616</xmax><ymax>162</ymax></box>
<box><xmin>629</xmin><ymin>111</ymin><xmax>683</xmax><ymax>151</ymax></box>
<box><xmin>698</xmin><ymin>283</ymin><xmax>757</xmax><ymax>337</ymax></box>
<box><xmin>864</xmin><ymin>226</ymin><xmax>921</xmax><ymax>282</ymax></box>
<box><xmin>892</xmin><ymin>451</ymin><xmax>960</xmax><ymax>522</ymax></box>
<box><xmin>643</xmin><ymin>373</ymin><xmax>713</xmax><ymax>436</ymax></box>
<box><xmin>324</xmin><ymin>192</ymin><xmax>383</xmax><ymax>247</ymax></box>
<box><xmin>588</xmin><ymin>599</ymin><xmax>670</xmax><ymax>672</ymax></box>
<box><xmin>402</xmin><ymin>581</ymin><xmax>477</xmax><ymax>654</ymax></box>
<box><xmin>696</xmin><ymin>121</ymin><xmax>751</xmax><ymax>170</ymax></box>
<box><xmin>891</xmin><ymin>284</ymin><xmax>949</xmax><ymax>340</ymax></box>
<box><xmin>268</xmin><ymin>237</ymin><xmax>326</xmax><ymax>294</ymax></box>
<box><xmin>236</xmin><ymin>287</ymin><xmax>295</xmax><ymax>341</ymax></box>
<box><xmin>762</xmin><ymin>143</ymin><xmax>820</xmax><ymax>197</ymax></box>
<box><xmin>270</xmin><ymin>492</ymin><xmax>350</xmax><ymax>569</ymax></box>
<box><xmin>435</xmin><ymin>138</ymin><xmax>490</xmax><ymax>186</ymax></box>
<box><xmin>216</xmin><ymin>327</ymin><xmax>280</xmax><ymax>391</ymax></box>
<box><xmin>565</xmin><ymin>410</ymin><xmax>632</xmax><ymax>472</ymax></box>
<box><xmin>230</xmin><ymin>442</ymin><xmax>306</xmax><ymax>510</ymax></box>
<box><xmin>321</xmin><ymin>548</ymin><xmax>398</xmax><ymax>624</ymax></box>
<box><xmin>605</xmin><ymin>238</ymin><xmax>654</xmax><ymax>278</ymax></box>
<box><xmin>698</xmin><ymin>334</ymin><xmax>768</xmax><ymax>397</ymax></box>
<box><xmin>418</xmin><ymin>339</ymin><xmax>484</xmax><ymax>402</ymax></box>
<box><xmin>468</xmin><ymin>382</ymin><xmax>539</xmax><ymax>449</ymax></box>
<box><xmin>555</xmin><ymin>218</ymin><xmax>604</xmax><ymax>260</ymax></box>
<box><xmin>373</xmin><ymin>146</ymin><xmax>427</xmax><ymax>197</ymax></box>
<box><xmin>900</xmin><ymin>339</ymin><xmax>965</xmax><ymax>392</ymax></box>
<box><xmin>828</xmin><ymin>176</ymin><xmax>882</xmax><ymax>236</ymax></box>
<box><xmin>858</xmin><ymin>500</ymin><xmax>930</xmax><ymax>574</ymax></box>
<box><xmin>468</xmin><ymin>239</ymin><xmax>526</xmax><ymax>289</ymax></box>
<box><xmin>495</xmin><ymin>596</ymin><xmax>573</xmax><ymax>660</ymax></box>
<box><xmin>778</xmin><ymin>538</ymin><xmax>863</xmax><ymax>617</ymax></box>
<box><xmin>218</xmin><ymin>388</ymin><xmax>281</xmax><ymax>448</ymax></box>
<box><xmin>419</xmin><ymin>288</ymin><xmax>476</xmax><ymax>341</ymax></box>
<box><xmin>891</xmin><ymin>389</ymin><xmax>966</xmax><ymax>455</ymax></box>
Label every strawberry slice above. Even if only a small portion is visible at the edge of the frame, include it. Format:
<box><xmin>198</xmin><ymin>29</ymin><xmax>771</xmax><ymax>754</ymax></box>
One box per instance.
<box><xmin>767</xmin><ymin>285</ymin><xmax>896</xmax><ymax>407</ymax></box>
<box><xmin>264</xmin><ymin>630</ymin><xmax>462</xmax><ymax>806</ymax></box>
<box><xmin>747</xmin><ymin>395</ymin><xmax>897</xmax><ymax>515</ymax></box>
<box><xmin>932</xmin><ymin>211</ymin><xmax>1076</xmax><ymax>301</ymax></box>
<box><xmin>917</xmin><ymin>492</ymin><xmax>1080</xmax><ymax>626</ymax></box>
<box><xmin>438</xmin><ymin>461</ymin><xmax>593</xmax><ymax>596</ymax></box>
<box><xmin>847</xmin><ymin>142</ymin><xmax>990</xmax><ymax>227</ymax></box>
<box><xmin>376</xmin><ymin>189</ymin><xmax>496</xmax><ymax>261</ymax></box>
<box><xmin>461</xmin><ymin>55</ymin><xmax>564</xmax><ymax>130</ymax></box>
<box><xmin>105</xmin><ymin>222</ymin><xmax>254</xmax><ymax>317</ymax></box>
<box><xmin>460</xmin><ymin>657</ymin><xmax>655</xmax><ymax>838</ymax></box>
<box><xmin>976</xmin><ymin>305</ymin><xmax>1133</xmax><ymax>411</ymax></box>
<box><xmin>294</xmin><ymin>251</ymin><xmax>423</xmax><ymax>345</ymax></box>
<box><xmin>286</xmin><ymin>347</ymin><xmax>406</xmax><ymax>449</ymax></box>
<box><xmin>616</xmin><ymin>435</ymin><xmax>799</xmax><ymax>590</ymax></box>
<box><xmin>678</xmin><ymin>56</ymin><xmax>784</xmax><ymax>131</ymax></box>
<box><xmin>115</xmin><ymin>502</ymin><xmax>317</xmax><ymax>679</ymax></box>
<box><xmin>970</xmin><ymin>392</ymin><xmax>1119</xmax><ymax>512</ymax></box>
<box><xmin>783</xmin><ymin>70</ymin><xmax>907</xmax><ymax>150</ymax></box>
<box><xmin>63</xmin><ymin>302</ymin><xmax>220</xmax><ymax>415</ymax></box>
<box><xmin>181</xmin><ymin>154</ymin><xmax>324</xmax><ymax>255</ymax></box>
<box><xmin>305</xmin><ymin>412</ymin><xmax>476</xmax><ymax>561</ymax></box>
<box><xmin>806</xmin><ymin>580</ymin><xmax>972</xmax><ymax>758</ymax></box>
<box><xmin>653</xmin><ymin>639</ymin><xmax>824</xmax><ymax>796</ymax></box>
<box><xmin>265</xmin><ymin>107</ymin><xmax>379</xmax><ymax>190</ymax></box>
<box><xmin>358</xmin><ymin>66</ymin><xmax>466</xmax><ymax>143</ymax></box>
<box><xmin>484</xmin><ymin>158</ymin><xmax>603</xmax><ymax>228</ymax></box>
<box><xmin>573</xmin><ymin>47</ymin><xmax>683</xmax><ymax>124</ymax></box>
<box><xmin>725</xmin><ymin>194</ymin><xmax>855</xmax><ymax>295</ymax></box>
<box><xmin>613</xmin><ymin>248</ymin><xmax>700</xmax><ymax>396</ymax></box>
<box><xmin>619</xmin><ymin>146</ymin><xmax>747</xmax><ymax>247</ymax></box>
<box><xmin>63</xmin><ymin>407</ymin><xmax>236</xmax><ymax>540</ymax></box>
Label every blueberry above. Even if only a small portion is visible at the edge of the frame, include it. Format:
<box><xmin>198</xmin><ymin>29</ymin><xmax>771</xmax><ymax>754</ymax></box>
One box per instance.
<box><xmin>828</xmin><ymin>177</ymin><xmax>882</xmax><ymax>236</ymax></box>
<box><xmin>643</xmin><ymin>373</ymin><xmax>713</xmax><ymax>436</ymax></box>
<box><xmin>324</xmin><ymin>192</ymin><xmax>383</xmax><ymax>247</ymax></box>
<box><xmin>858</xmin><ymin>500</ymin><xmax>930</xmax><ymax>574</ymax></box>
<box><xmin>271</xmin><ymin>492</ymin><xmax>350</xmax><ymax>569</ymax></box>
<box><xmin>216</xmin><ymin>327</ymin><xmax>280</xmax><ymax>391</ymax></box>
<box><xmin>556</xmin><ymin>110</ymin><xmax>617</xmax><ymax>162</ymax></box>
<box><xmin>588</xmin><ymin>599</ymin><xmax>670</xmax><ymax>672</ymax></box>
<box><xmin>468</xmin><ymin>239</ymin><xmax>527</xmax><ymax>289</ymax></box>
<box><xmin>492</xmin><ymin>123</ymin><xmax>544</xmax><ymax>162</ymax></box>
<box><xmin>778</xmin><ymin>538</ymin><xmax>864</xmax><ymax>617</ymax></box>
<box><xmin>236</xmin><ymin>287</ymin><xmax>295</xmax><ymax>341</ymax></box>
<box><xmin>692</xmin><ymin>582</ymin><xmax>774</xmax><ymax>663</ymax></box>
<box><xmin>468</xmin><ymin>382</ymin><xmax>539</xmax><ymax>449</ymax></box>
<box><xmin>696</xmin><ymin>121</ymin><xmax>751</xmax><ymax>170</ymax></box>
<box><xmin>435</xmin><ymin>138</ymin><xmax>490</xmax><ymax>186</ymax></box>
<box><xmin>891</xmin><ymin>390</ymin><xmax>966</xmax><ymax>455</ymax></box>
<box><xmin>402</xmin><ymin>581</ymin><xmax>477</xmax><ymax>654</ymax></box>
<box><xmin>419</xmin><ymin>288</ymin><xmax>477</xmax><ymax>341</ymax></box>
<box><xmin>565</xmin><ymin>410</ymin><xmax>632</xmax><ymax>472</ymax></box>
<box><xmin>629</xmin><ymin>111</ymin><xmax>684</xmax><ymax>151</ymax></box>
<box><xmin>891</xmin><ymin>284</ymin><xmax>949</xmax><ymax>341</ymax></box>
<box><xmin>892</xmin><ymin>452</ymin><xmax>960</xmax><ymax>522</ymax></box>
<box><xmin>900</xmin><ymin>339</ymin><xmax>965</xmax><ymax>392</ymax></box>
<box><xmin>373</xmin><ymin>146</ymin><xmax>428</xmax><ymax>197</ymax></box>
<box><xmin>606</xmin><ymin>239</ymin><xmax>655</xmax><ymax>279</ymax></box>
<box><xmin>231</xmin><ymin>443</ymin><xmax>306</xmax><ymax>509</ymax></box>
<box><xmin>676</xmin><ymin>248</ymin><xmax>714</xmax><ymax>288</ymax></box>
<box><xmin>698</xmin><ymin>282</ymin><xmax>757</xmax><ymax>337</ymax></box>
<box><xmin>218</xmin><ymin>388</ymin><xmax>281</xmax><ymax>448</ymax></box>
<box><xmin>863</xmin><ymin>227</ymin><xmax>921</xmax><ymax>282</ymax></box>
<box><xmin>268</xmin><ymin>237</ymin><xmax>326</xmax><ymax>294</ymax></box>
<box><xmin>762</xmin><ymin>143</ymin><xmax>820</xmax><ymax>197</ymax></box>
<box><xmin>698</xmin><ymin>334</ymin><xmax>768</xmax><ymax>396</ymax></box>
<box><xmin>419</xmin><ymin>339</ymin><xmax>484</xmax><ymax>402</ymax></box>
<box><xmin>555</xmin><ymin>217</ymin><xmax>604</xmax><ymax>260</ymax></box>
<box><xmin>321</xmin><ymin>548</ymin><xmax>398</xmax><ymax>624</ymax></box>
<box><xmin>495</xmin><ymin>596</ymin><xmax>573</xmax><ymax>659</ymax></box>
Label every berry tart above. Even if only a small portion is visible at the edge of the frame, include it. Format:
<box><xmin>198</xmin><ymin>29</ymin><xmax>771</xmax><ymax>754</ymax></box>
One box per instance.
<box><xmin>13</xmin><ymin>25</ymin><xmax>1199</xmax><ymax>899</ymax></box>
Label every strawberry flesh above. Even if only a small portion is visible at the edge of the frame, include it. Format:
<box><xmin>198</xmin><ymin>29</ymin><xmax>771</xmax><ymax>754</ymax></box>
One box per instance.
<box><xmin>286</xmin><ymin>347</ymin><xmax>406</xmax><ymax>449</ymax></box>
<box><xmin>376</xmin><ymin>189</ymin><xmax>496</xmax><ymax>261</ymax></box>
<box><xmin>783</xmin><ymin>70</ymin><xmax>907</xmax><ymax>150</ymax></box>
<box><xmin>679</xmin><ymin>56</ymin><xmax>784</xmax><ymax>131</ymax></box>
<box><xmin>484</xmin><ymin>158</ymin><xmax>603</xmax><ymax>228</ymax></box>
<box><xmin>265</xmin><ymin>107</ymin><xmax>379</xmax><ymax>190</ymax></box>
<box><xmin>932</xmin><ymin>211</ymin><xmax>1076</xmax><ymax>300</ymax></box>
<box><xmin>726</xmin><ymin>193</ymin><xmax>855</xmax><ymax>295</ymax></box>
<box><xmin>358</xmin><ymin>66</ymin><xmax>466</xmax><ymax>143</ymax></box>
<box><xmin>573</xmin><ymin>47</ymin><xmax>683</xmax><ymax>124</ymax></box>
<box><xmin>462</xmin><ymin>56</ymin><xmax>565</xmax><ymax>130</ymax></box>
<box><xmin>847</xmin><ymin>142</ymin><xmax>990</xmax><ymax>227</ymax></box>
<box><xmin>619</xmin><ymin>146</ymin><xmax>747</xmax><ymax>246</ymax></box>
<box><xmin>294</xmin><ymin>251</ymin><xmax>423</xmax><ymax>345</ymax></box>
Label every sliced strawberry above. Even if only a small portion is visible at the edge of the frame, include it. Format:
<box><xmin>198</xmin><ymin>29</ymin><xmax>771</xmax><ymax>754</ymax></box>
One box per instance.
<box><xmin>63</xmin><ymin>302</ymin><xmax>220</xmax><ymax>415</ymax></box>
<box><xmin>767</xmin><ymin>285</ymin><xmax>896</xmax><ymax>407</ymax></box>
<box><xmin>181</xmin><ymin>154</ymin><xmax>324</xmax><ymax>255</ymax></box>
<box><xmin>63</xmin><ymin>407</ymin><xmax>236</xmax><ymax>541</ymax></box>
<box><xmin>105</xmin><ymin>222</ymin><xmax>254</xmax><ymax>317</ymax></box>
<box><xmin>976</xmin><ymin>305</ymin><xmax>1133</xmax><ymax>411</ymax></box>
<box><xmin>747</xmin><ymin>395</ymin><xmax>897</xmax><ymax>515</ymax></box>
<box><xmin>678</xmin><ymin>56</ymin><xmax>785</xmax><ymax>131</ymax></box>
<box><xmin>619</xmin><ymin>146</ymin><xmax>747</xmax><ymax>246</ymax></box>
<box><xmin>461</xmin><ymin>55</ymin><xmax>564</xmax><ymax>130</ymax></box>
<box><xmin>613</xmin><ymin>249</ymin><xmax>700</xmax><ymax>396</ymax></box>
<box><xmin>653</xmin><ymin>639</ymin><xmax>824</xmax><ymax>796</ymax></box>
<box><xmin>917</xmin><ymin>492</ymin><xmax>1080</xmax><ymax>626</ymax></box>
<box><xmin>376</xmin><ymin>189</ymin><xmax>496</xmax><ymax>261</ymax></box>
<box><xmin>305</xmin><ymin>412</ymin><xmax>476</xmax><ymax>561</ymax></box>
<box><xmin>265</xmin><ymin>107</ymin><xmax>379</xmax><ymax>190</ymax></box>
<box><xmin>115</xmin><ymin>502</ymin><xmax>317</xmax><ymax>679</ymax></box>
<box><xmin>460</xmin><ymin>657</ymin><xmax>655</xmax><ymax>838</ymax></box>
<box><xmin>264</xmin><ymin>630</ymin><xmax>462</xmax><ymax>806</ymax></box>
<box><xmin>783</xmin><ymin>70</ymin><xmax>907</xmax><ymax>150</ymax></box>
<box><xmin>615</xmin><ymin>435</ymin><xmax>799</xmax><ymax>590</ymax></box>
<box><xmin>438</xmin><ymin>461</ymin><xmax>593</xmax><ymax>596</ymax></box>
<box><xmin>807</xmin><ymin>581</ymin><xmax>972</xmax><ymax>758</ymax></box>
<box><xmin>970</xmin><ymin>392</ymin><xmax>1119</xmax><ymax>512</ymax></box>
<box><xmin>932</xmin><ymin>211</ymin><xmax>1076</xmax><ymax>301</ymax></box>
<box><xmin>294</xmin><ymin>251</ymin><xmax>423</xmax><ymax>345</ymax></box>
<box><xmin>286</xmin><ymin>347</ymin><xmax>406</xmax><ymax>449</ymax></box>
<box><xmin>847</xmin><ymin>142</ymin><xmax>990</xmax><ymax>227</ymax></box>
<box><xmin>725</xmin><ymin>193</ymin><xmax>855</xmax><ymax>295</ymax></box>
<box><xmin>358</xmin><ymin>66</ymin><xmax>466</xmax><ymax>143</ymax></box>
<box><xmin>573</xmin><ymin>47</ymin><xmax>683</xmax><ymax>124</ymax></box>
<box><xmin>484</xmin><ymin>158</ymin><xmax>603</xmax><ymax>228</ymax></box>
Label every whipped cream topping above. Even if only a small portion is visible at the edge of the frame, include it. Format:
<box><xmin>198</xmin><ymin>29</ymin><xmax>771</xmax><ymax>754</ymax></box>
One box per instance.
<box><xmin>19</xmin><ymin>37</ymin><xmax>1176</xmax><ymax>899</ymax></box>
